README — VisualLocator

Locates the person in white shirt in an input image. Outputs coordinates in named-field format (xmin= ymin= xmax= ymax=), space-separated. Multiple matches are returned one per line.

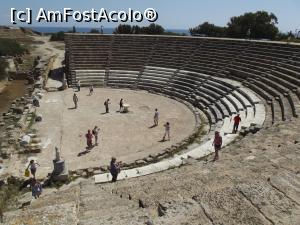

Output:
xmin=89 ymin=84 xmax=94 ymax=96
xmin=77 ymin=80 xmax=81 ymax=92
xmin=27 ymin=160 xmax=40 ymax=178
xmin=92 ymin=126 xmax=100 ymax=146
xmin=162 ymin=122 xmax=170 ymax=141
xmin=154 ymin=108 xmax=159 ymax=126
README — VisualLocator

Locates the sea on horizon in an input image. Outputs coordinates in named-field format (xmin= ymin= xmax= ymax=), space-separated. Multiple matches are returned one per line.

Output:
xmin=26 ymin=26 xmax=190 ymax=35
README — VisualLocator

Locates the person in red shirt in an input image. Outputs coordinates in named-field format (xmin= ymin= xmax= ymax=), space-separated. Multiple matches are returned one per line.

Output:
xmin=212 ymin=131 xmax=222 ymax=161
xmin=232 ymin=114 xmax=241 ymax=134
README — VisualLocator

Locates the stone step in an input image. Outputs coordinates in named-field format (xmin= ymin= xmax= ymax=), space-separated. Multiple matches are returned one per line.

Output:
xmin=78 ymin=208 xmax=148 ymax=225
xmin=78 ymin=181 xmax=148 ymax=223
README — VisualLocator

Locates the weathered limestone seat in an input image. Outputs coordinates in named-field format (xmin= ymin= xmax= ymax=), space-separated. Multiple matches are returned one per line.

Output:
xmin=74 ymin=70 xmax=105 ymax=87
xmin=107 ymin=70 xmax=139 ymax=87
xmin=65 ymin=34 xmax=300 ymax=127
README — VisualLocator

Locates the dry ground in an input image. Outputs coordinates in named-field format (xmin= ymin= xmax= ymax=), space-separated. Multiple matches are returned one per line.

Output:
xmin=0 ymin=81 xmax=7 ymax=93
xmin=8 ymin=88 xmax=196 ymax=178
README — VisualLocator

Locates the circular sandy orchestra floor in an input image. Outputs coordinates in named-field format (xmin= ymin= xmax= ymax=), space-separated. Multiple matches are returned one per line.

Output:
xmin=23 ymin=88 xmax=196 ymax=178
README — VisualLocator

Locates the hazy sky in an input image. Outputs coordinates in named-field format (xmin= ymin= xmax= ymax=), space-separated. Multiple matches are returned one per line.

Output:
xmin=1 ymin=0 xmax=299 ymax=32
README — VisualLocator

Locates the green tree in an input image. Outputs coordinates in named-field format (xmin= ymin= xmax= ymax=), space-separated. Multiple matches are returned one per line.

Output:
xmin=131 ymin=25 xmax=141 ymax=34
xmin=227 ymin=11 xmax=279 ymax=39
xmin=276 ymin=32 xmax=290 ymax=40
xmin=113 ymin=23 xmax=178 ymax=36
xmin=142 ymin=24 xmax=165 ymax=35
xmin=90 ymin=29 xmax=100 ymax=34
xmin=189 ymin=22 xmax=227 ymax=37
xmin=113 ymin=24 xmax=132 ymax=34
xmin=50 ymin=31 xmax=65 ymax=41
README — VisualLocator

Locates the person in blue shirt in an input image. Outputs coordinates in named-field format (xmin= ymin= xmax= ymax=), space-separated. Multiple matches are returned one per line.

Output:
xmin=31 ymin=178 xmax=42 ymax=199
xmin=110 ymin=157 xmax=121 ymax=182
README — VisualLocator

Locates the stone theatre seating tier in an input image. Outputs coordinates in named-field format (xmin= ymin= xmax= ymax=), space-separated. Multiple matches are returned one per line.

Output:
xmin=74 ymin=70 xmax=105 ymax=87
xmin=65 ymin=34 xmax=300 ymax=128
xmin=64 ymin=34 xmax=300 ymax=182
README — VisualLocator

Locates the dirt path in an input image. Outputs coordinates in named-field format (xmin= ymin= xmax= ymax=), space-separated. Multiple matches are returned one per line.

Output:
xmin=30 ymin=35 xmax=65 ymax=88
xmin=0 ymin=35 xmax=65 ymax=113
xmin=0 ymin=80 xmax=8 ymax=93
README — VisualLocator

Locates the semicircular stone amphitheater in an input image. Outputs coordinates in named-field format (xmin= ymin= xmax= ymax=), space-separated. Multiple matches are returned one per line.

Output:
xmin=64 ymin=34 xmax=300 ymax=183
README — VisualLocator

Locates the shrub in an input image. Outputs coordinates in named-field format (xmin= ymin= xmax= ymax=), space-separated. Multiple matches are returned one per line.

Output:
xmin=0 ymin=39 xmax=26 ymax=56
xmin=90 ymin=29 xmax=100 ymax=34
xmin=50 ymin=31 xmax=65 ymax=42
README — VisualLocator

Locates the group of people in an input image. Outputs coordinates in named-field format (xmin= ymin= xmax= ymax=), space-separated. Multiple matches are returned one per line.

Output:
xmin=212 ymin=114 xmax=242 ymax=161
xmin=25 ymin=160 xmax=43 ymax=199
xmin=104 ymin=98 xmax=125 ymax=113
xmin=75 ymin=80 xmax=93 ymax=96
xmin=73 ymin=84 xmax=243 ymax=182
xmin=108 ymin=108 xmax=171 ymax=182
xmin=85 ymin=126 xmax=100 ymax=149
xmin=24 ymin=115 xmax=241 ymax=187
xmin=74 ymin=80 xmax=123 ymax=113
xmin=72 ymin=92 xmax=125 ymax=115
xmin=153 ymin=108 xmax=171 ymax=141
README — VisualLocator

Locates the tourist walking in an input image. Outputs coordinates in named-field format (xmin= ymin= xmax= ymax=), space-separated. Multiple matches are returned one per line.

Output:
xmin=77 ymin=80 xmax=81 ymax=92
xmin=27 ymin=160 xmax=40 ymax=178
xmin=85 ymin=130 xmax=93 ymax=149
xmin=73 ymin=93 xmax=78 ymax=109
xmin=212 ymin=131 xmax=222 ymax=161
xmin=30 ymin=178 xmax=42 ymax=199
xmin=110 ymin=157 xmax=121 ymax=182
xmin=232 ymin=114 xmax=241 ymax=133
xmin=89 ymin=84 xmax=94 ymax=96
xmin=92 ymin=126 xmax=100 ymax=146
xmin=162 ymin=122 xmax=170 ymax=141
xmin=104 ymin=99 xmax=110 ymax=113
xmin=154 ymin=108 xmax=159 ymax=126
xmin=119 ymin=98 xmax=124 ymax=112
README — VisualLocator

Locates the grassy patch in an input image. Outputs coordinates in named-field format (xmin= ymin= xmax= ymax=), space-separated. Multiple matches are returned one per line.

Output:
xmin=27 ymin=111 xmax=36 ymax=129
xmin=0 ymin=181 xmax=26 ymax=213
xmin=0 ymin=38 xmax=26 ymax=56
xmin=0 ymin=29 xmax=34 ymax=45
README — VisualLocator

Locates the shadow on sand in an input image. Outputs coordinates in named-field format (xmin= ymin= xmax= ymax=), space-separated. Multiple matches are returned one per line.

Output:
xmin=77 ymin=149 xmax=90 ymax=157
xmin=77 ymin=146 xmax=95 ymax=157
